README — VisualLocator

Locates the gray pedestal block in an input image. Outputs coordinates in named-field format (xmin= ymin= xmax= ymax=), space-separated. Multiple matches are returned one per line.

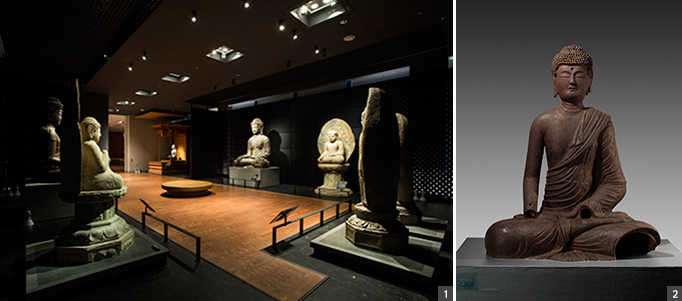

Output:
xmin=456 ymin=237 xmax=682 ymax=301
xmin=26 ymin=227 xmax=168 ymax=300
xmin=229 ymin=166 xmax=280 ymax=188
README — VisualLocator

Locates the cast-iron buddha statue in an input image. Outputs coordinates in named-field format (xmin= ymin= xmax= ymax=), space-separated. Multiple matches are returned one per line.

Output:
xmin=485 ymin=45 xmax=660 ymax=261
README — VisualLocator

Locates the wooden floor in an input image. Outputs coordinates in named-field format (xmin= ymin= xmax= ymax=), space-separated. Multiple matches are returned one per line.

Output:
xmin=117 ymin=172 xmax=346 ymax=301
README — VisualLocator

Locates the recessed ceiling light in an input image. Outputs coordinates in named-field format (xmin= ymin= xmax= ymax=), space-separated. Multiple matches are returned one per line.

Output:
xmin=116 ymin=100 xmax=136 ymax=106
xmin=108 ymin=108 xmax=120 ymax=113
xmin=116 ymin=120 xmax=124 ymax=124
xmin=135 ymin=90 xmax=157 ymax=97
xmin=206 ymin=45 xmax=246 ymax=63
xmin=162 ymin=72 xmax=190 ymax=83
xmin=278 ymin=20 xmax=285 ymax=31
xmin=191 ymin=11 xmax=197 ymax=23
xmin=343 ymin=34 xmax=356 ymax=42
xmin=292 ymin=30 xmax=298 ymax=40
xmin=243 ymin=0 xmax=250 ymax=9
xmin=128 ymin=63 xmax=133 ymax=71
xmin=142 ymin=52 xmax=147 ymax=60
xmin=339 ymin=19 xmax=348 ymax=25
xmin=290 ymin=0 xmax=347 ymax=28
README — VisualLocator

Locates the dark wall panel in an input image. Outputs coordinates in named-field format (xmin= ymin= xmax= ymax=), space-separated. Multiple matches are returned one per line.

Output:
xmin=190 ymin=108 xmax=222 ymax=178
xmin=200 ymin=62 xmax=453 ymax=199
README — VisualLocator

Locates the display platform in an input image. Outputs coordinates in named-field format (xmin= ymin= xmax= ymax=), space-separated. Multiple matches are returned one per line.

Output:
xmin=229 ymin=166 xmax=279 ymax=188
xmin=26 ymin=227 xmax=169 ymax=300
xmin=148 ymin=160 xmax=187 ymax=175
xmin=456 ymin=237 xmax=682 ymax=301
xmin=311 ymin=217 xmax=447 ymax=284
xmin=161 ymin=180 xmax=213 ymax=197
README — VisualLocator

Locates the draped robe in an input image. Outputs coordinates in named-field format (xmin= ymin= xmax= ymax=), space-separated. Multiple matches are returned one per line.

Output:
xmin=485 ymin=108 xmax=659 ymax=261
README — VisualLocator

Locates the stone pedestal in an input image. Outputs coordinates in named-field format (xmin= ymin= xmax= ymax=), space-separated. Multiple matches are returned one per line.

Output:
xmin=315 ymin=163 xmax=353 ymax=197
xmin=229 ymin=166 xmax=280 ymax=188
xmin=55 ymin=186 xmax=134 ymax=264
xmin=345 ymin=203 xmax=408 ymax=254
xmin=457 ymin=237 xmax=682 ymax=301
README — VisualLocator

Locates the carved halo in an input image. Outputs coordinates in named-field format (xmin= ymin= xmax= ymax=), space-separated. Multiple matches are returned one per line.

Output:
xmin=317 ymin=118 xmax=355 ymax=162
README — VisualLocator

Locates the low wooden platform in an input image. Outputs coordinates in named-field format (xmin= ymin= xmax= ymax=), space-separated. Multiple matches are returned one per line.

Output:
xmin=161 ymin=180 xmax=213 ymax=197
xmin=148 ymin=160 xmax=187 ymax=175
xmin=117 ymin=172 xmax=343 ymax=301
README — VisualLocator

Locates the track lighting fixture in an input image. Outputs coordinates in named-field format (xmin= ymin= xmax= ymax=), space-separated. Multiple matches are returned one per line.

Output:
xmin=279 ymin=20 xmax=285 ymax=31
xmin=292 ymin=30 xmax=298 ymax=40
xmin=243 ymin=0 xmax=250 ymax=9
xmin=191 ymin=11 xmax=197 ymax=23
xmin=314 ymin=45 xmax=320 ymax=54
xmin=142 ymin=52 xmax=147 ymax=61
xmin=128 ymin=63 xmax=133 ymax=71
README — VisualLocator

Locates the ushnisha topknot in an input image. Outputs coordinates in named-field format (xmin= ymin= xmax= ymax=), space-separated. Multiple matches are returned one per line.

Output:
xmin=552 ymin=45 xmax=593 ymax=76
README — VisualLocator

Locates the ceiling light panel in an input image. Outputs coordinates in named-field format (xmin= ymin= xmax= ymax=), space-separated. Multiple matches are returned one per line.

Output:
xmin=206 ymin=45 xmax=245 ymax=63
xmin=116 ymin=100 xmax=136 ymax=106
xmin=135 ymin=90 xmax=157 ymax=96
xmin=289 ymin=0 xmax=347 ymax=28
xmin=162 ymin=72 xmax=190 ymax=83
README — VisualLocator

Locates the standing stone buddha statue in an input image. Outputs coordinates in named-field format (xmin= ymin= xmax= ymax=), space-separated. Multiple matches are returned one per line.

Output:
xmin=484 ymin=45 xmax=660 ymax=261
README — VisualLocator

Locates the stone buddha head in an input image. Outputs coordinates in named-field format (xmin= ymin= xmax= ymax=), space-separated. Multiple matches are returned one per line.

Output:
xmin=81 ymin=117 xmax=102 ymax=143
xmin=45 ymin=97 xmax=63 ymax=127
xmin=251 ymin=118 xmax=264 ymax=135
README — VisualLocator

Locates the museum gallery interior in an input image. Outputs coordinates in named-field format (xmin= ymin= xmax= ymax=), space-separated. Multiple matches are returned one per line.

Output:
xmin=0 ymin=1 xmax=453 ymax=300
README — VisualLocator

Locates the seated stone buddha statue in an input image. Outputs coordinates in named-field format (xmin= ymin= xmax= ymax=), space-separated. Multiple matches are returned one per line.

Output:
xmin=485 ymin=45 xmax=660 ymax=261
xmin=234 ymin=118 xmax=271 ymax=168
xmin=80 ymin=116 xmax=124 ymax=191
xmin=318 ymin=130 xmax=346 ymax=164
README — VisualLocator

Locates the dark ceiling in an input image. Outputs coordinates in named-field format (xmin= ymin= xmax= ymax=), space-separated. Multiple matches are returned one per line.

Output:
xmin=0 ymin=0 xmax=452 ymax=116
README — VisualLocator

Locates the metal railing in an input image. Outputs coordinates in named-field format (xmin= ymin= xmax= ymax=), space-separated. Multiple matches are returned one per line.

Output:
xmin=142 ymin=211 xmax=201 ymax=262
xmin=271 ymin=198 xmax=354 ymax=252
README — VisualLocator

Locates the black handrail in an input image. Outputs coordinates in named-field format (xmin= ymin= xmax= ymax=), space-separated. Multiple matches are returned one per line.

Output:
xmin=271 ymin=198 xmax=354 ymax=252
xmin=142 ymin=211 xmax=201 ymax=262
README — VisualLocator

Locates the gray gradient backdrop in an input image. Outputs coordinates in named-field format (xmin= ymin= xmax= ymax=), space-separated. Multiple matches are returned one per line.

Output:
xmin=456 ymin=2 xmax=682 ymax=251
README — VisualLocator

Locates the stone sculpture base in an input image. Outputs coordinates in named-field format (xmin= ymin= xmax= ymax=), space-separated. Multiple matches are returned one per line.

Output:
xmin=313 ymin=220 xmax=446 ymax=285
xmin=456 ymin=237 xmax=682 ymax=301
xmin=397 ymin=203 xmax=423 ymax=225
xmin=345 ymin=203 xmax=409 ymax=254
xmin=55 ymin=186 xmax=134 ymax=265
xmin=55 ymin=224 xmax=134 ymax=264
xmin=229 ymin=166 xmax=280 ymax=188
xmin=315 ymin=163 xmax=353 ymax=197
xmin=27 ymin=227 xmax=168 ymax=299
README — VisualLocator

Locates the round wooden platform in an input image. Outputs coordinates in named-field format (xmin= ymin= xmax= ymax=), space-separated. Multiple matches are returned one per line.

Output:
xmin=161 ymin=180 xmax=213 ymax=197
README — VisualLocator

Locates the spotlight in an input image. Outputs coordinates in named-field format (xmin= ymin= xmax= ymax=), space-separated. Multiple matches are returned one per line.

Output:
xmin=314 ymin=45 xmax=320 ymax=54
xmin=292 ymin=30 xmax=298 ymax=40
xmin=128 ymin=64 xmax=133 ymax=71
xmin=243 ymin=0 xmax=250 ymax=9
xmin=278 ymin=20 xmax=285 ymax=31
xmin=191 ymin=11 xmax=197 ymax=23
xmin=142 ymin=52 xmax=147 ymax=61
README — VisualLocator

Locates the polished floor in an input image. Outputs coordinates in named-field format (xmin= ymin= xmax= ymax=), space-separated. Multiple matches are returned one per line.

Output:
xmin=117 ymin=172 xmax=348 ymax=301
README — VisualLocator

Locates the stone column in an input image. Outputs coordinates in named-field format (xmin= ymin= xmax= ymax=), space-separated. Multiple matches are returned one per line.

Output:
xmin=395 ymin=113 xmax=422 ymax=225
xmin=345 ymin=88 xmax=408 ymax=253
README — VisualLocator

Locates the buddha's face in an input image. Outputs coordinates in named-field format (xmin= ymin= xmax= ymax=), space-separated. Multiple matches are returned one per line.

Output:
xmin=92 ymin=126 xmax=102 ymax=143
xmin=251 ymin=124 xmax=262 ymax=135
xmin=552 ymin=64 xmax=592 ymax=102
xmin=51 ymin=109 xmax=62 ymax=126
xmin=328 ymin=130 xmax=338 ymax=142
